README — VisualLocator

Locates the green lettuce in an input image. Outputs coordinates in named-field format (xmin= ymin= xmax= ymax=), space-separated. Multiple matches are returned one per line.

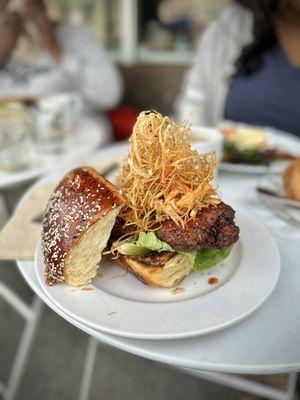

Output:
xmin=116 ymin=243 xmax=149 ymax=256
xmin=116 ymin=232 xmax=232 ymax=271
xmin=180 ymin=251 xmax=197 ymax=266
xmin=137 ymin=232 xmax=174 ymax=252
xmin=116 ymin=232 xmax=174 ymax=256
xmin=192 ymin=246 xmax=232 ymax=271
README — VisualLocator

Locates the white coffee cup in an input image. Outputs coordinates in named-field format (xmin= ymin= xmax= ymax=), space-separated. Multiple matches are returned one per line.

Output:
xmin=190 ymin=126 xmax=224 ymax=163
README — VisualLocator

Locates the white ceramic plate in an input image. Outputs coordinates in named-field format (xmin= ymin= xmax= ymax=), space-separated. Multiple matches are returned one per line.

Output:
xmin=220 ymin=128 xmax=300 ymax=175
xmin=0 ymin=116 xmax=107 ymax=189
xmin=35 ymin=209 xmax=280 ymax=340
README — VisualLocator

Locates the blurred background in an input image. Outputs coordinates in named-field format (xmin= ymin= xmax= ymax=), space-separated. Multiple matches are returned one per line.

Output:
xmin=43 ymin=0 xmax=226 ymax=115
xmin=1 ymin=0 xmax=300 ymax=399
xmin=0 ymin=0 xmax=233 ymax=175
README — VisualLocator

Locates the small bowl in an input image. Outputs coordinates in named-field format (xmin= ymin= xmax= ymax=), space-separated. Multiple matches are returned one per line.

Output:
xmin=190 ymin=126 xmax=224 ymax=163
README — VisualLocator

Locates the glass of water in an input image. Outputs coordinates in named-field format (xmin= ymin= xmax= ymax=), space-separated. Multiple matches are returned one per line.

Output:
xmin=33 ymin=94 xmax=82 ymax=167
xmin=0 ymin=104 xmax=37 ymax=173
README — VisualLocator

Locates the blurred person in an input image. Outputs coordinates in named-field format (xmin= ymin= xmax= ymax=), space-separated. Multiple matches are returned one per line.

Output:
xmin=0 ymin=0 xmax=122 ymax=110
xmin=175 ymin=0 xmax=300 ymax=137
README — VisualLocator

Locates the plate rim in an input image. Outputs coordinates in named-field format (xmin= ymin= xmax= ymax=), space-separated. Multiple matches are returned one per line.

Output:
xmin=219 ymin=161 xmax=275 ymax=174
xmin=34 ymin=208 xmax=281 ymax=340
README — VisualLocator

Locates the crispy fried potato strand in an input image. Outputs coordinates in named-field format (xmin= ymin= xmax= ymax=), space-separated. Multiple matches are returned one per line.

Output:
xmin=117 ymin=111 xmax=219 ymax=231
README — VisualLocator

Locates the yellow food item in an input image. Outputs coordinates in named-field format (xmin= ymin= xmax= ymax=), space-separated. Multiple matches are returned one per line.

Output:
xmin=283 ymin=159 xmax=300 ymax=201
xmin=228 ymin=128 xmax=268 ymax=151
xmin=117 ymin=111 xmax=219 ymax=231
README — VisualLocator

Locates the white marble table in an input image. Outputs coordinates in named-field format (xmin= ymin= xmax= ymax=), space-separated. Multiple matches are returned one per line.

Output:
xmin=16 ymin=144 xmax=300 ymax=375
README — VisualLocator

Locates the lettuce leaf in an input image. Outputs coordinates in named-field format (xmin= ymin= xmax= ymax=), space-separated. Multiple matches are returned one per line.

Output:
xmin=192 ymin=246 xmax=232 ymax=271
xmin=180 ymin=250 xmax=197 ymax=266
xmin=116 ymin=243 xmax=149 ymax=256
xmin=116 ymin=232 xmax=174 ymax=256
xmin=116 ymin=232 xmax=232 ymax=271
xmin=137 ymin=232 xmax=174 ymax=252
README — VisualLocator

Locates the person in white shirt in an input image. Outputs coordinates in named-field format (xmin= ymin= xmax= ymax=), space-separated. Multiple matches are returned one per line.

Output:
xmin=174 ymin=2 xmax=252 ymax=127
xmin=175 ymin=0 xmax=300 ymax=138
xmin=0 ymin=0 xmax=123 ymax=110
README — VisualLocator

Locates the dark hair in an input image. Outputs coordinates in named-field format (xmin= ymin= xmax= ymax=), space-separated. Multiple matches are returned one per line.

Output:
xmin=234 ymin=0 xmax=281 ymax=75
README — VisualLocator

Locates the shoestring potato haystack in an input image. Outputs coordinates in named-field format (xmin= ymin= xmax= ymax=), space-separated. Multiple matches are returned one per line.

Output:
xmin=118 ymin=111 xmax=220 ymax=233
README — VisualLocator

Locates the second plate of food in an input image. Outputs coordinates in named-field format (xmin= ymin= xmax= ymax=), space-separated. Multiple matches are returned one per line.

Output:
xmin=35 ymin=208 xmax=280 ymax=340
xmin=220 ymin=125 xmax=300 ymax=174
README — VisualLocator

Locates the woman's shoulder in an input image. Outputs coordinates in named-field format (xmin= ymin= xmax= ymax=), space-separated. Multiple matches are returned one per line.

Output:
xmin=207 ymin=2 xmax=253 ymax=42
xmin=191 ymin=3 xmax=253 ymax=77
xmin=220 ymin=2 xmax=250 ymax=18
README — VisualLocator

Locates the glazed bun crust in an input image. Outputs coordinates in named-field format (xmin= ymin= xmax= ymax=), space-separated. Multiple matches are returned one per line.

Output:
xmin=42 ymin=167 xmax=124 ymax=286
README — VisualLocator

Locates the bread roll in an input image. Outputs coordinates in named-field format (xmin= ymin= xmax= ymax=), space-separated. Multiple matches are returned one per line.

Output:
xmin=42 ymin=167 xmax=125 ymax=287
xmin=116 ymin=252 xmax=192 ymax=288
xmin=284 ymin=159 xmax=300 ymax=201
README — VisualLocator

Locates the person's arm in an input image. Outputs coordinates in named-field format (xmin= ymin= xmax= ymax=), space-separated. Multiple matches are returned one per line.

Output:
xmin=0 ymin=12 xmax=23 ymax=66
xmin=174 ymin=21 xmax=220 ymax=126
xmin=175 ymin=3 xmax=253 ymax=126
xmin=22 ymin=0 xmax=122 ymax=109
xmin=22 ymin=0 xmax=63 ymax=62
xmin=58 ymin=26 xmax=123 ymax=110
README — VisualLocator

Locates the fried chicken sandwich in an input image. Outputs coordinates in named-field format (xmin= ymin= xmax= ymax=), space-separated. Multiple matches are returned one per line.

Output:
xmin=110 ymin=111 xmax=239 ymax=288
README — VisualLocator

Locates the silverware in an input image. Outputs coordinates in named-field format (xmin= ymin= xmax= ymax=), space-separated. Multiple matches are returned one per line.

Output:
xmin=257 ymin=187 xmax=300 ymax=210
xmin=32 ymin=162 xmax=119 ymax=224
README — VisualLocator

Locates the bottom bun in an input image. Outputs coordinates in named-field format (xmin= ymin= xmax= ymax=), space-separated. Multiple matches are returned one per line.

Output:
xmin=116 ymin=252 xmax=192 ymax=288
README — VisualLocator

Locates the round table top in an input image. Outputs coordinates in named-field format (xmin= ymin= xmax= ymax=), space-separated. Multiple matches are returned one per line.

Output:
xmin=16 ymin=143 xmax=300 ymax=374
